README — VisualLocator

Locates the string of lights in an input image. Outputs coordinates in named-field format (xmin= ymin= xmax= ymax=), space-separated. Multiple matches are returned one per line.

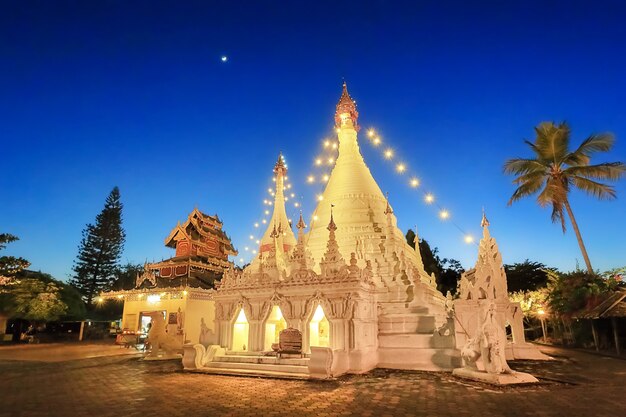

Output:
xmin=362 ymin=127 xmax=478 ymax=245
xmin=306 ymin=137 xmax=338 ymax=231
xmin=302 ymin=130 xmax=476 ymax=246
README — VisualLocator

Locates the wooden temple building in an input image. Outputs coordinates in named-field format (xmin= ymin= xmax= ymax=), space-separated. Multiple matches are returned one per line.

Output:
xmin=146 ymin=208 xmax=237 ymax=289
xmin=101 ymin=208 xmax=236 ymax=345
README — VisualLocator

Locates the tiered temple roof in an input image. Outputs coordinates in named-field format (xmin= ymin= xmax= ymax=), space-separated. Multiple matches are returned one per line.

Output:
xmin=137 ymin=208 xmax=237 ymax=289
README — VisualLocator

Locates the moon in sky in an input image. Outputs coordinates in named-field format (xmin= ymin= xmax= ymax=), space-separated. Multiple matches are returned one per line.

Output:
xmin=221 ymin=56 xmax=228 ymax=62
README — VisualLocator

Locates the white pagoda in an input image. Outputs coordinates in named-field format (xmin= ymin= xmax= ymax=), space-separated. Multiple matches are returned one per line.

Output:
xmin=182 ymin=83 xmax=465 ymax=378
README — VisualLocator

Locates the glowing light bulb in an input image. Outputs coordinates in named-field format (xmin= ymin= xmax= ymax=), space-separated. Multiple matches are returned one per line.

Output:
xmin=244 ymin=247 xmax=249 ymax=251
xmin=439 ymin=209 xmax=450 ymax=220
xmin=254 ymin=223 xmax=259 ymax=228
xmin=324 ymin=140 xmax=330 ymax=148
xmin=331 ymin=142 xmax=338 ymax=149
xmin=384 ymin=149 xmax=393 ymax=159
xmin=267 ymin=188 xmax=272 ymax=193
xmin=252 ymin=249 xmax=257 ymax=254
xmin=317 ymin=195 xmax=324 ymax=201
xmin=373 ymin=137 xmax=381 ymax=146
xmin=410 ymin=178 xmax=420 ymax=188
xmin=425 ymin=194 xmax=435 ymax=204
xmin=464 ymin=235 xmax=474 ymax=244
xmin=396 ymin=163 xmax=406 ymax=173
xmin=284 ymin=197 xmax=289 ymax=201
xmin=322 ymin=174 xmax=329 ymax=182
xmin=255 ymin=240 xmax=260 ymax=244
xmin=290 ymin=193 xmax=295 ymax=198
xmin=264 ymin=210 xmax=270 ymax=215
xmin=313 ymin=215 xmax=319 ymax=221
xmin=315 ymin=158 xmax=322 ymax=166
xmin=328 ymin=157 xmax=335 ymax=164
xmin=307 ymin=175 xmax=315 ymax=183
xmin=262 ymin=219 xmax=267 ymax=224
xmin=294 ymin=202 xmax=300 ymax=207
xmin=268 ymin=201 xmax=272 ymax=206
xmin=367 ymin=129 xmax=375 ymax=138
xmin=249 ymin=235 xmax=254 ymax=240
xmin=287 ymin=184 xmax=292 ymax=189
xmin=239 ymin=258 xmax=244 ymax=263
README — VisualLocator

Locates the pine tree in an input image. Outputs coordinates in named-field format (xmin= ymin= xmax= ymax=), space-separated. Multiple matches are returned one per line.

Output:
xmin=70 ymin=187 xmax=125 ymax=307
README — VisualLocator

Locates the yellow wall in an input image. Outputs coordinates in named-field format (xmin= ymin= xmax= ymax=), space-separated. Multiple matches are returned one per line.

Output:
xmin=121 ymin=293 xmax=215 ymax=345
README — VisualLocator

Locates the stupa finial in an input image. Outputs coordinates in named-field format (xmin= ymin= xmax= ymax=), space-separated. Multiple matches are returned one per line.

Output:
xmin=335 ymin=81 xmax=359 ymax=131
xmin=296 ymin=210 xmax=306 ymax=230
xmin=327 ymin=204 xmax=337 ymax=232
xmin=481 ymin=208 xmax=490 ymax=228
xmin=274 ymin=152 xmax=287 ymax=175
xmin=384 ymin=192 xmax=393 ymax=215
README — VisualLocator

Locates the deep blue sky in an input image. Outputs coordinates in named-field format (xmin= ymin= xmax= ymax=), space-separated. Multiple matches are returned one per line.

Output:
xmin=1 ymin=1 xmax=625 ymax=281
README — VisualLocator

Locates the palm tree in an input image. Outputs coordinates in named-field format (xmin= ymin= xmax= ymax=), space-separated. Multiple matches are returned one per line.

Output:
xmin=504 ymin=122 xmax=625 ymax=274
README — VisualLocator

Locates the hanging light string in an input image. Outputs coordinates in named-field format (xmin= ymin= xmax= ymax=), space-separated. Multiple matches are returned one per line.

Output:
xmin=305 ymin=136 xmax=338 ymax=231
xmin=363 ymin=127 xmax=477 ymax=245
xmin=303 ymin=129 xmax=476 ymax=246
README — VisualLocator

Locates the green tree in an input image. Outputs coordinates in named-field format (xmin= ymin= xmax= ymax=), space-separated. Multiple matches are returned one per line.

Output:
xmin=504 ymin=260 xmax=555 ymax=292
xmin=504 ymin=122 xmax=625 ymax=274
xmin=0 ymin=233 xmax=30 ymax=279
xmin=110 ymin=263 xmax=143 ymax=291
xmin=9 ymin=279 xmax=67 ymax=323
xmin=70 ymin=187 xmax=126 ymax=308
xmin=405 ymin=230 xmax=464 ymax=295
xmin=545 ymin=269 xmax=622 ymax=318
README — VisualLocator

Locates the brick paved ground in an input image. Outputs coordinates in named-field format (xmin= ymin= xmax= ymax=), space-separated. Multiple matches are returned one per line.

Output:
xmin=0 ymin=345 xmax=624 ymax=417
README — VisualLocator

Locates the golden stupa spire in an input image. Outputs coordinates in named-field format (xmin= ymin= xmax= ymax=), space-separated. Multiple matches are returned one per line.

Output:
xmin=335 ymin=81 xmax=359 ymax=131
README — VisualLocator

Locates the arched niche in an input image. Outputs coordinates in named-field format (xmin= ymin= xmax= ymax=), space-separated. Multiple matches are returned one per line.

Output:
xmin=308 ymin=304 xmax=330 ymax=349
xmin=264 ymin=305 xmax=287 ymax=351
xmin=231 ymin=308 xmax=249 ymax=352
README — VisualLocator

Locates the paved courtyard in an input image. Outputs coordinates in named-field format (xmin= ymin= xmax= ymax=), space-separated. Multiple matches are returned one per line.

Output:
xmin=0 ymin=344 xmax=624 ymax=417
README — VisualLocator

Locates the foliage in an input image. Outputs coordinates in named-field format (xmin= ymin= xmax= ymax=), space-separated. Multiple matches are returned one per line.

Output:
xmin=1 ymin=270 xmax=87 ymax=320
xmin=438 ymin=259 xmax=464 ymax=296
xmin=70 ymin=187 xmax=126 ymax=307
xmin=8 ymin=278 xmax=67 ymax=322
xmin=545 ymin=269 xmax=623 ymax=318
xmin=110 ymin=263 xmax=144 ymax=291
xmin=504 ymin=260 xmax=555 ymax=292
xmin=504 ymin=121 xmax=625 ymax=273
xmin=0 ymin=233 xmax=30 ymax=279
xmin=405 ymin=230 xmax=464 ymax=295
xmin=509 ymin=289 xmax=548 ymax=319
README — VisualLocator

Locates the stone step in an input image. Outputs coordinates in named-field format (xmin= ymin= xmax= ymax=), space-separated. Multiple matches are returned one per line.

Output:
xmin=190 ymin=367 xmax=310 ymax=380
xmin=224 ymin=350 xmax=311 ymax=358
xmin=378 ymin=333 xmax=455 ymax=349
xmin=206 ymin=360 xmax=309 ymax=375
xmin=377 ymin=347 xmax=461 ymax=371
xmin=214 ymin=355 xmax=309 ymax=366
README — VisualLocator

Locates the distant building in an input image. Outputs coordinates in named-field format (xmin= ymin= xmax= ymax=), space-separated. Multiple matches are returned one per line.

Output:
xmin=100 ymin=208 xmax=236 ymax=345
